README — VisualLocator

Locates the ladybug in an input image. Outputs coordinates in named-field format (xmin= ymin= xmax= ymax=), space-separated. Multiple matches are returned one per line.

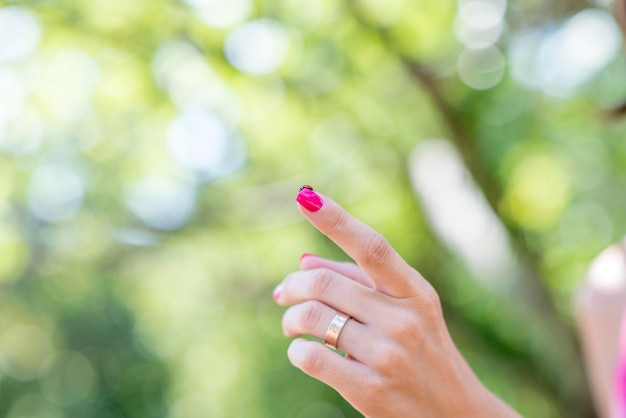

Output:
xmin=299 ymin=185 xmax=314 ymax=192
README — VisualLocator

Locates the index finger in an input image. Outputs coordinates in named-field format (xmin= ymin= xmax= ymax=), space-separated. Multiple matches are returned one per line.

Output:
xmin=296 ymin=186 xmax=423 ymax=298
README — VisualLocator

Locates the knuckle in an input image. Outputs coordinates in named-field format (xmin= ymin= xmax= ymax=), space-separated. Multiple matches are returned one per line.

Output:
xmin=387 ymin=311 xmax=421 ymax=341
xmin=281 ymin=272 xmax=297 ymax=291
xmin=310 ymin=269 xmax=335 ymax=298
xmin=299 ymin=301 xmax=324 ymax=331
xmin=299 ymin=346 xmax=324 ymax=376
xmin=362 ymin=371 xmax=387 ymax=397
xmin=328 ymin=209 xmax=349 ymax=233
xmin=372 ymin=343 xmax=401 ymax=371
xmin=361 ymin=233 xmax=392 ymax=266
xmin=281 ymin=306 xmax=299 ymax=337
xmin=419 ymin=285 xmax=442 ymax=316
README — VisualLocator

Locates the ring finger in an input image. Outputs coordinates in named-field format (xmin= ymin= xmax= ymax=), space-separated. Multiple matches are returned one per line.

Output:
xmin=282 ymin=300 xmax=375 ymax=362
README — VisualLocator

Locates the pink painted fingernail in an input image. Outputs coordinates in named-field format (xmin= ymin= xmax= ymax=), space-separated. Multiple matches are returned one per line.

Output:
xmin=300 ymin=253 xmax=317 ymax=262
xmin=273 ymin=285 xmax=282 ymax=301
xmin=296 ymin=186 xmax=323 ymax=212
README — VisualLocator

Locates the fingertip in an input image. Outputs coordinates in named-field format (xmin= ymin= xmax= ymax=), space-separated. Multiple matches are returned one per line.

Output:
xmin=287 ymin=338 xmax=308 ymax=367
xmin=287 ymin=338 xmax=360 ymax=391
xmin=287 ymin=338 xmax=323 ymax=372
xmin=273 ymin=284 xmax=283 ymax=303
xmin=300 ymin=253 xmax=321 ymax=269
xmin=296 ymin=187 xmax=324 ymax=213
xmin=300 ymin=253 xmax=318 ymax=262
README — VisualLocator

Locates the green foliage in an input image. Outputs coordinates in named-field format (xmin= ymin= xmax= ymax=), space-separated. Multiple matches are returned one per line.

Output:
xmin=0 ymin=0 xmax=623 ymax=416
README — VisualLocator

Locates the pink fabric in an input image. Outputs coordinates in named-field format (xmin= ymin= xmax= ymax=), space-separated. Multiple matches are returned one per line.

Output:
xmin=613 ymin=308 xmax=626 ymax=418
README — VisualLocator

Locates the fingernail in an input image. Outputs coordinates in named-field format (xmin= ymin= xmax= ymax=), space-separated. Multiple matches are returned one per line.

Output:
xmin=296 ymin=187 xmax=323 ymax=212
xmin=273 ymin=285 xmax=282 ymax=301
xmin=300 ymin=253 xmax=317 ymax=262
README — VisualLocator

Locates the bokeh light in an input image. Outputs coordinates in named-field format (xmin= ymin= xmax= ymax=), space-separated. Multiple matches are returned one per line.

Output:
xmin=509 ymin=8 xmax=622 ymax=97
xmin=0 ymin=325 xmax=54 ymax=381
xmin=183 ymin=0 xmax=252 ymax=29
xmin=0 ymin=105 xmax=44 ymax=154
xmin=40 ymin=351 xmax=96 ymax=406
xmin=503 ymin=153 xmax=571 ymax=231
xmin=167 ymin=109 xmax=247 ymax=180
xmin=152 ymin=41 xmax=241 ymax=124
xmin=0 ymin=67 xmax=27 ymax=123
xmin=27 ymin=161 xmax=86 ymax=223
xmin=457 ymin=45 xmax=505 ymax=90
xmin=35 ymin=50 xmax=100 ymax=122
xmin=274 ymin=0 xmax=326 ymax=32
xmin=0 ymin=7 xmax=40 ymax=63
xmin=455 ymin=0 xmax=506 ymax=48
xmin=224 ymin=19 xmax=290 ymax=75
xmin=124 ymin=175 xmax=196 ymax=231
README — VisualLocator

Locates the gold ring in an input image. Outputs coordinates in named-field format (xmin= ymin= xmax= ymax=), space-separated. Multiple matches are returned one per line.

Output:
xmin=324 ymin=312 xmax=350 ymax=350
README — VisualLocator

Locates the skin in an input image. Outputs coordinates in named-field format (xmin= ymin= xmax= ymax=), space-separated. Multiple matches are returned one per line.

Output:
xmin=575 ymin=245 xmax=626 ymax=417
xmin=616 ymin=0 xmax=626 ymax=35
xmin=274 ymin=192 xmax=521 ymax=417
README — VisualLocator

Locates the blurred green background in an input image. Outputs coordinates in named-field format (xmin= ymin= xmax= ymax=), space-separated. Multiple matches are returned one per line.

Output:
xmin=0 ymin=0 xmax=625 ymax=416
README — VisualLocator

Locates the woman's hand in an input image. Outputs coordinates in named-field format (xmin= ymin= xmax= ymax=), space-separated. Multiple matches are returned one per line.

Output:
xmin=273 ymin=187 xmax=521 ymax=418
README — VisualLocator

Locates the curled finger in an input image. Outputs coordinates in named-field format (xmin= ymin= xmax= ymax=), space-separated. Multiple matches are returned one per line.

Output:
xmin=300 ymin=254 xmax=373 ymax=288
xmin=282 ymin=300 xmax=374 ymax=361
